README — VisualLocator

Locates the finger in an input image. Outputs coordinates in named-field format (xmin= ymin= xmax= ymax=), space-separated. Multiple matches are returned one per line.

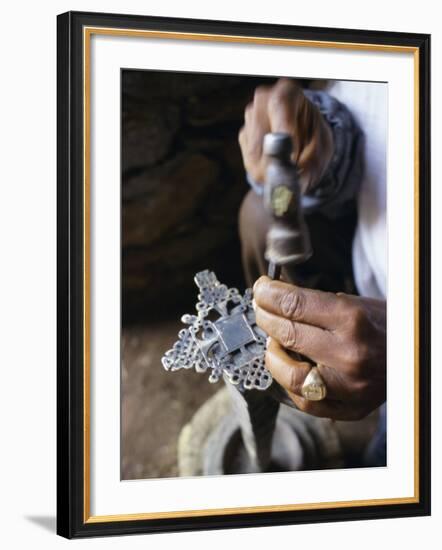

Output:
xmin=268 ymin=339 xmax=369 ymax=419
xmin=266 ymin=338 xmax=344 ymax=401
xmin=266 ymin=338 xmax=312 ymax=395
xmin=249 ymin=90 xmax=271 ymax=156
xmin=256 ymin=307 xmax=338 ymax=366
xmin=266 ymin=79 xmax=301 ymax=132
xmin=241 ymin=91 xmax=271 ymax=165
xmin=289 ymin=393 xmax=353 ymax=420
xmin=254 ymin=276 xmax=343 ymax=329
xmin=238 ymin=126 xmax=246 ymax=150
xmin=252 ymin=84 xmax=272 ymax=109
xmin=239 ymin=125 xmax=256 ymax=162
xmin=354 ymin=295 xmax=387 ymax=314
xmin=244 ymin=102 xmax=253 ymax=125
xmin=239 ymin=123 xmax=262 ymax=176
xmin=268 ymin=79 xmax=334 ymax=191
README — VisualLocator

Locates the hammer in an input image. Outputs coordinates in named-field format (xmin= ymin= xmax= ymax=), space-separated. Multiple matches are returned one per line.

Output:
xmin=263 ymin=132 xmax=313 ymax=280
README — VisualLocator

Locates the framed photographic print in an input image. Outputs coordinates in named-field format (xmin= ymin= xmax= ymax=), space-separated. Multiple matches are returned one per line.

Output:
xmin=57 ymin=10 xmax=431 ymax=538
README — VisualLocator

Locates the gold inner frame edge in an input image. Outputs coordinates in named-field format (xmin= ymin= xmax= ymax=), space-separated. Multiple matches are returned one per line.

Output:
xmin=82 ymin=26 xmax=421 ymax=524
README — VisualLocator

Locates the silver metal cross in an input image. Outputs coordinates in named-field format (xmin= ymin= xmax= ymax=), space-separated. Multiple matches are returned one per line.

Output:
xmin=161 ymin=270 xmax=273 ymax=391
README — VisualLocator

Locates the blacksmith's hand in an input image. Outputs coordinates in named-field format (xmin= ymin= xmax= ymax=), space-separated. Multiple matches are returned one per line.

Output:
xmin=238 ymin=78 xmax=333 ymax=193
xmin=254 ymin=276 xmax=386 ymax=421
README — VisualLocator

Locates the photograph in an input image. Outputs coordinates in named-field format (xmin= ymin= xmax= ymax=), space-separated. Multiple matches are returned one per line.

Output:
xmin=56 ymin=11 xmax=430 ymax=537
xmin=2 ymin=0 xmax=441 ymax=548
xmin=121 ymin=70 xmax=387 ymax=480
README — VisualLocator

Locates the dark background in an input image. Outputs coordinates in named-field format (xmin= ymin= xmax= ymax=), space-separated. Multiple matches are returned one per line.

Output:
xmin=121 ymin=70 xmax=282 ymax=324
xmin=121 ymin=70 xmax=278 ymax=479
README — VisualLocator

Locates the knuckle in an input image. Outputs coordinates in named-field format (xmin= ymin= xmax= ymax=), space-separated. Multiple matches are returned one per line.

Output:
xmin=348 ymin=305 xmax=367 ymax=335
xmin=293 ymin=396 xmax=307 ymax=411
xmin=334 ymin=293 xmax=351 ymax=316
xmin=253 ymin=85 xmax=269 ymax=103
xmin=238 ymin=127 xmax=245 ymax=145
xmin=288 ymin=366 xmax=303 ymax=395
xmin=279 ymin=290 xmax=305 ymax=320
xmin=338 ymin=295 xmax=362 ymax=320
xmin=357 ymin=343 xmax=371 ymax=366
xmin=269 ymin=92 xmax=294 ymax=118
xmin=244 ymin=103 xmax=253 ymax=121
xmin=344 ymin=343 xmax=370 ymax=371
xmin=280 ymin=320 xmax=299 ymax=350
xmin=342 ymin=373 xmax=371 ymax=400
xmin=245 ymin=102 xmax=253 ymax=113
xmin=273 ymin=78 xmax=299 ymax=97
xmin=353 ymin=377 xmax=370 ymax=396
xmin=268 ymin=89 xmax=286 ymax=109
xmin=270 ymin=84 xmax=301 ymax=110
xmin=297 ymin=399 xmax=314 ymax=415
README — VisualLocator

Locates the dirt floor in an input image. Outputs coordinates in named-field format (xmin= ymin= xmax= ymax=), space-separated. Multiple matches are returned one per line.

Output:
xmin=121 ymin=321 xmax=380 ymax=480
xmin=121 ymin=320 xmax=219 ymax=480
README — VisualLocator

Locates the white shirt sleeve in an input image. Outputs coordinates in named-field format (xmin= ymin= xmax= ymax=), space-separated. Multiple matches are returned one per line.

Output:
xmin=327 ymin=81 xmax=387 ymax=300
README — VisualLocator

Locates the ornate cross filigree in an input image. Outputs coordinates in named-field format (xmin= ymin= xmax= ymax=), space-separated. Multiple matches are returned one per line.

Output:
xmin=161 ymin=270 xmax=272 ymax=391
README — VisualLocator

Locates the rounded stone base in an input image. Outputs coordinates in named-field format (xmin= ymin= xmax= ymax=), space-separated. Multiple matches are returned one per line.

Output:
xmin=178 ymin=387 xmax=344 ymax=477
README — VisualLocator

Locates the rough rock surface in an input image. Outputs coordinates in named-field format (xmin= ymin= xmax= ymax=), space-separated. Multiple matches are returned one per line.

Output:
xmin=122 ymin=70 xmax=276 ymax=322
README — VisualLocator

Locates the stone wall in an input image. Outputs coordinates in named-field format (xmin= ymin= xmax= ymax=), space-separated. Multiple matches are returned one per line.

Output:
xmin=122 ymin=70 xmax=275 ymax=322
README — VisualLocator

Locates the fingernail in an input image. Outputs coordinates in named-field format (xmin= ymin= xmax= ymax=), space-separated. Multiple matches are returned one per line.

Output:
xmin=252 ymin=298 xmax=257 ymax=311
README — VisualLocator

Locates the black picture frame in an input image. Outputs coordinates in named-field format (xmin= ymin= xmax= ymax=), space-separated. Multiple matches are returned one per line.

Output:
xmin=57 ymin=10 xmax=431 ymax=539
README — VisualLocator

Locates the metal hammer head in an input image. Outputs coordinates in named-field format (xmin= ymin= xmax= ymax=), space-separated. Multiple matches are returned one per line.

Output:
xmin=263 ymin=132 xmax=293 ymax=160
xmin=263 ymin=132 xmax=313 ymax=266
